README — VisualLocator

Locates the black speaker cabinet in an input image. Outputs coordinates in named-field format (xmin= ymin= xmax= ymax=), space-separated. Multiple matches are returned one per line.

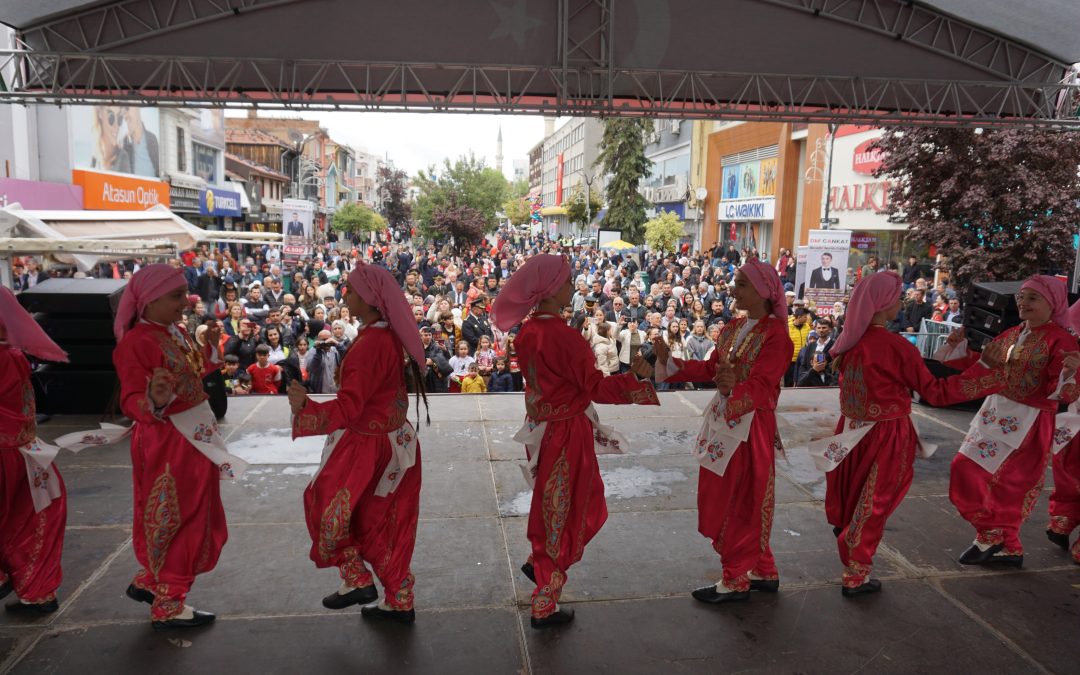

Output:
xmin=965 ymin=280 xmax=1022 ymax=314
xmin=32 ymin=366 xmax=119 ymax=415
xmin=963 ymin=305 xmax=1020 ymax=336
xmin=17 ymin=278 xmax=126 ymax=315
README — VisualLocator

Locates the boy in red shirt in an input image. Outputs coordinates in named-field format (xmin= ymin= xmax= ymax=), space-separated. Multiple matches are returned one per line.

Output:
xmin=246 ymin=344 xmax=282 ymax=394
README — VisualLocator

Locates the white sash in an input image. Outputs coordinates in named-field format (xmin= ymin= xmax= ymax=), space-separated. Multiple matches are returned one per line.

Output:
xmin=14 ymin=423 xmax=133 ymax=512
xmin=809 ymin=417 xmax=937 ymax=474
xmin=309 ymin=422 xmax=419 ymax=497
xmin=513 ymin=404 xmax=629 ymax=488
xmin=691 ymin=390 xmax=756 ymax=477
xmin=958 ymin=394 xmax=1041 ymax=474
xmin=1051 ymin=399 xmax=1080 ymax=455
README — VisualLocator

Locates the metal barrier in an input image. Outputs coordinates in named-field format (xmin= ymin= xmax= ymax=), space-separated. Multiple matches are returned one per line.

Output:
xmin=916 ymin=319 xmax=959 ymax=358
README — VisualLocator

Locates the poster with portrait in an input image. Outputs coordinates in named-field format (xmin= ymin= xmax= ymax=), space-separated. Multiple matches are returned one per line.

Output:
xmin=722 ymin=165 xmax=740 ymax=200
xmin=758 ymin=157 xmax=777 ymax=196
xmin=71 ymin=106 xmax=161 ymax=178
xmin=282 ymin=198 xmax=314 ymax=262
xmin=739 ymin=162 xmax=758 ymax=197
xmin=798 ymin=230 xmax=852 ymax=315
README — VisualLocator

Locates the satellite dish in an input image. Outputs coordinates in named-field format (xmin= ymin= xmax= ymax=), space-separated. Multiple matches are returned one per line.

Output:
xmin=695 ymin=187 xmax=708 ymax=200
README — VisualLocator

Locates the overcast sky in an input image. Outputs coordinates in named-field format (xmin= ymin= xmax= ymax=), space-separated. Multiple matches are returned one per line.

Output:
xmin=227 ymin=110 xmax=555 ymax=181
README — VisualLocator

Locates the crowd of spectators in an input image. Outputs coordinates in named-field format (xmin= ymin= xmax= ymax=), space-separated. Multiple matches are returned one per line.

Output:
xmin=9 ymin=228 xmax=962 ymax=396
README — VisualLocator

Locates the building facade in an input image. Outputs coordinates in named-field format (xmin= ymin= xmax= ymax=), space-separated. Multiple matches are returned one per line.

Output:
xmin=538 ymin=117 xmax=605 ymax=238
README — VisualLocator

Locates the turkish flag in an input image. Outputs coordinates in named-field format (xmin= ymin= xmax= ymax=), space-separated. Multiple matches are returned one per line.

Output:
xmin=729 ymin=223 xmax=737 ymax=241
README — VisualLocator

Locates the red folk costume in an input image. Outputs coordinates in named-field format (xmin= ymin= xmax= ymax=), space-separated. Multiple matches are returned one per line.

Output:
xmin=812 ymin=273 xmax=1004 ymax=592
xmin=940 ymin=276 xmax=1080 ymax=562
xmin=492 ymin=255 xmax=659 ymax=623
xmin=294 ymin=263 xmax=425 ymax=616
xmin=655 ymin=259 xmax=791 ymax=598
xmin=0 ymin=287 xmax=72 ymax=610
xmin=113 ymin=265 xmax=245 ymax=623
xmin=1046 ymin=300 xmax=1080 ymax=562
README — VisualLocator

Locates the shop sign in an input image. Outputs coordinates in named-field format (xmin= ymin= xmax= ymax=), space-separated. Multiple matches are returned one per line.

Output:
xmin=852 ymin=138 xmax=885 ymax=176
xmin=169 ymin=185 xmax=201 ymax=213
xmin=829 ymin=180 xmax=891 ymax=213
xmin=655 ymin=202 xmax=686 ymax=220
xmin=851 ymin=233 xmax=878 ymax=249
xmin=718 ymin=197 xmax=775 ymax=221
xmin=72 ymin=169 xmax=170 ymax=210
xmin=200 ymin=188 xmax=242 ymax=217
xmin=0 ymin=177 xmax=83 ymax=210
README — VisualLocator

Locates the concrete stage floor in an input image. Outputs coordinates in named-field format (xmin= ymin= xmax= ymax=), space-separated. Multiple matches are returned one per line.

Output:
xmin=2 ymin=390 xmax=1078 ymax=674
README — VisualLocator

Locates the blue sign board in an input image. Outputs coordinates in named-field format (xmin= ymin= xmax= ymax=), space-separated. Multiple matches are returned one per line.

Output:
xmin=199 ymin=188 xmax=242 ymax=217
xmin=655 ymin=202 xmax=686 ymax=220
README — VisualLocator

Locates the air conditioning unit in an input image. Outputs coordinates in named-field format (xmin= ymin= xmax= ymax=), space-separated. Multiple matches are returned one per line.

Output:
xmin=671 ymin=120 xmax=681 ymax=135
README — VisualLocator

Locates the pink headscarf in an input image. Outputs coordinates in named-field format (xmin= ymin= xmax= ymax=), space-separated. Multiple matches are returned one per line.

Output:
xmin=830 ymin=271 xmax=902 ymax=357
xmin=490 ymin=254 xmax=570 ymax=331
xmin=1068 ymin=299 xmax=1080 ymax=335
xmin=348 ymin=262 xmax=425 ymax=370
xmin=113 ymin=264 xmax=188 ymax=341
xmin=739 ymin=258 xmax=787 ymax=322
xmin=1020 ymin=275 xmax=1068 ymax=327
xmin=0 ymin=286 xmax=69 ymax=362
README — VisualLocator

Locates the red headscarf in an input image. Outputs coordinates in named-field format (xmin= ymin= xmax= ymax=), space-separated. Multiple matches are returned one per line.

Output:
xmin=348 ymin=262 xmax=426 ymax=371
xmin=113 ymin=264 xmax=188 ymax=341
xmin=490 ymin=254 xmax=570 ymax=331
xmin=0 ymin=286 xmax=69 ymax=362
xmin=1020 ymin=275 xmax=1068 ymax=327
xmin=739 ymin=258 xmax=787 ymax=322
xmin=830 ymin=271 xmax=902 ymax=357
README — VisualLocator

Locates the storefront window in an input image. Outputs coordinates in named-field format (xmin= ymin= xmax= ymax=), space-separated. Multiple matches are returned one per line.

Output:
xmin=848 ymin=230 xmax=931 ymax=275
xmin=193 ymin=143 xmax=218 ymax=183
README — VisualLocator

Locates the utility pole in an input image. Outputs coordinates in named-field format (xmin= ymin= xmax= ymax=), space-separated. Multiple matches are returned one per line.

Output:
xmin=822 ymin=122 xmax=837 ymax=229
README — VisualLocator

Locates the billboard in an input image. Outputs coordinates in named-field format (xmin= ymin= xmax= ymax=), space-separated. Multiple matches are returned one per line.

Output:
xmin=282 ymin=198 xmax=314 ymax=260
xmin=719 ymin=157 xmax=778 ymax=221
xmin=71 ymin=106 xmax=161 ymax=178
xmin=795 ymin=230 xmax=852 ymax=315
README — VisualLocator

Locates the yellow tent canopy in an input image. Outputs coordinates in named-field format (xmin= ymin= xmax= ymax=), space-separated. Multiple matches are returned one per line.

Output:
xmin=600 ymin=239 xmax=636 ymax=250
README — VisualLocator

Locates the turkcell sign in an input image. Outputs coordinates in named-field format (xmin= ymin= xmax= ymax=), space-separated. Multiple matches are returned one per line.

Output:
xmin=719 ymin=197 xmax=775 ymax=221
xmin=199 ymin=188 xmax=242 ymax=217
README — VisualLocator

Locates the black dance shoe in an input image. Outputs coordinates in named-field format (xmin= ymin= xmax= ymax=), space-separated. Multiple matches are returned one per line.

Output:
xmin=749 ymin=578 xmax=780 ymax=593
xmin=691 ymin=585 xmax=750 ymax=604
xmin=0 ymin=581 xmax=11 ymax=601
xmin=360 ymin=605 xmax=415 ymax=624
xmin=833 ymin=526 xmax=843 ymax=538
xmin=126 ymin=584 xmax=154 ymax=605
xmin=322 ymin=585 xmax=378 ymax=610
xmin=530 ymin=607 xmax=575 ymax=629
xmin=988 ymin=552 xmax=1024 ymax=569
xmin=521 ymin=562 xmax=536 ymax=583
xmin=151 ymin=609 xmax=216 ymax=630
xmin=1047 ymin=529 xmax=1070 ymax=550
xmin=5 ymin=598 xmax=59 ymax=614
xmin=841 ymin=579 xmax=882 ymax=597
xmin=958 ymin=542 xmax=1004 ymax=565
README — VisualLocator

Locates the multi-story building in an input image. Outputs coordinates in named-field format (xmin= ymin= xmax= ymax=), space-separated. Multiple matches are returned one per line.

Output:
xmin=641 ymin=119 xmax=701 ymax=249
xmin=538 ymin=117 xmax=605 ymax=238
xmin=512 ymin=159 xmax=528 ymax=185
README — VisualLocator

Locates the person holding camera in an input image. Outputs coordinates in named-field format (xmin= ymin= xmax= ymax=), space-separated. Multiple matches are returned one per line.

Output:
xmin=303 ymin=329 xmax=345 ymax=394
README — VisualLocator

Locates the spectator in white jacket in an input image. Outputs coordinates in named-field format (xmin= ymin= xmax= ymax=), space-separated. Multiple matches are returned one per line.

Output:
xmin=617 ymin=317 xmax=647 ymax=374
xmin=589 ymin=321 xmax=620 ymax=376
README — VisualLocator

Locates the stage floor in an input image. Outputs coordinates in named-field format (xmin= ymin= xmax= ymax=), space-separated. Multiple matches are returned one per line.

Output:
xmin=2 ymin=390 xmax=1077 ymax=674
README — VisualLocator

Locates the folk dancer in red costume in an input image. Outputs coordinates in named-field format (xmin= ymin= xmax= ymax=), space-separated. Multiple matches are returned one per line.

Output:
xmin=810 ymin=272 xmax=1005 ymax=596
xmin=288 ymin=262 xmax=428 ymax=624
xmin=0 ymin=287 xmax=71 ymax=614
xmin=651 ymin=259 xmax=792 ymax=604
xmin=113 ymin=264 xmax=249 ymax=629
xmin=491 ymin=254 xmax=659 ymax=628
xmin=1045 ymin=299 xmax=1080 ymax=563
xmin=938 ymin=275 xmax=1080 ymax=567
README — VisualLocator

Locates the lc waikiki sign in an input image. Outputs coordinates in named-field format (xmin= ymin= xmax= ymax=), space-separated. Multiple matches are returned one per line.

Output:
xmin=72 ymin=169 xmax=170 ymax=210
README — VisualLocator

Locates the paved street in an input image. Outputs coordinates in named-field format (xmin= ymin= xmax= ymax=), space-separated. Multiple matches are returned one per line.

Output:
xmin=1 ymin=390 xmax=1077 ymax=674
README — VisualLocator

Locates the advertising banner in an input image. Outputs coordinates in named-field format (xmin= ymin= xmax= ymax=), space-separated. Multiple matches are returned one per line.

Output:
xmin=282 ymin=198 xmax=314 ymax=261
xmin=72 ymin=169 xmax=170 ymax=210
xmin=720 ymin=156 xmax=777 ymax=222
xmin=796 ymin=230 xmax=852 ymax=315
xmin=71 ymin=106 xmax=161 ymax=178
xmin=200 ymin=188 xmax=242 ymax=218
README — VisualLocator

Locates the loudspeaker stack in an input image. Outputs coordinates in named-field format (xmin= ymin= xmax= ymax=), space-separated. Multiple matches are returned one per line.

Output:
xmin=18 ymin=278 xmax=127 ymax=415
xmin=961 ymin=280 xmax=1023 ymax=350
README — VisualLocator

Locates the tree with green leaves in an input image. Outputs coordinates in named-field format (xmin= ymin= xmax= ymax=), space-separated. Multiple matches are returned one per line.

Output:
xmin=643 ymin=209 xmax=685 ymax=255
xmin=332 ymin=201 xmax=386 ymax=237
xmin=413 ymin=154 xmax=509 ymax=238
xmin=565 ymin=184 xmax=604 ymax=232
xmin=502 ymin=195 xmax=532 ymax=228
xmin=594 ymin=118 xmax=654 ymax=244
xmin=874 ymin=127 xmax=1080 ymax=289
xmin=377 ymin=165 xmax=413 ymax=232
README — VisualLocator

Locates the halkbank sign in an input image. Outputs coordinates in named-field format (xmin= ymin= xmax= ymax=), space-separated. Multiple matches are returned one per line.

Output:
xmin=718 ymin=197 xmax=775 ymax=221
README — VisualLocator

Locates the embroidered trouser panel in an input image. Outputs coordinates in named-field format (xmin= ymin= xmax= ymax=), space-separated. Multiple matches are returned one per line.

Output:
xmin=527 ymin=417 xmax=607 ymax=619
xmin=825 ymin=419 xmax=917 ymax=588
xmin=130 ymin=426 xmax=227 ymax=621
xmin=1049 ymin=437 xmax=1080 ymax=546
xmin=0 ymin=451 xmax=66 ymax=603
xmin=949 ymin=414 xmax=1052 ymax=555
xmin=697 ymin=415 xmax=778 ymax=592
xmin=303 ymin=433 xmax=421 ymax=610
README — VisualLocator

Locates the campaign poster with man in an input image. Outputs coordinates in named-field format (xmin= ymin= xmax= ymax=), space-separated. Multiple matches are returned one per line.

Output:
xmin=282 ymin=198 xmax=314 ymax=262
xmin=795 ymin=230 xmax=851 ymax=316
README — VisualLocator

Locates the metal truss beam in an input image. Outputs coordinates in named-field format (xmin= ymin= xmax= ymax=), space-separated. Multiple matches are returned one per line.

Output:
xmin=1 ymin=50 xmax=1077 ymax=129
xmin=559 ymin=0 xmax=615 ymax=106
xmin=760 ymin=0 xmax=1069 ymax=84
xmin=15 ymin=0 xmax=303 ymax=53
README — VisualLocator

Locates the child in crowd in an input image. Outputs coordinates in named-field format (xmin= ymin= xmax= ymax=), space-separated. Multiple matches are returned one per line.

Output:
xmin=247 ymin=344 xmax=283 ymax=394
xmin=448 ymin=341 xmax=474 ymax=393
xmin=233 ymin=371 xmax=253 ymax=395
xmin=488 ymin=357 xmax=514 ymax=392
xmin=222 ymin=354 xmax=242 ymax=394
xmin=294 ymin=338 xmax=310 ymax=382
xmin=475 ymin=335 xmax=497 ymax=382
xmin=459 ymin=362 xmax=488 ymax=393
